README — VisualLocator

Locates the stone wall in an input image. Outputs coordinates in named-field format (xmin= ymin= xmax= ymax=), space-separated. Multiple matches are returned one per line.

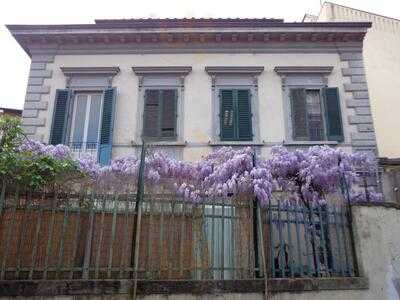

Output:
xmin=21 ymin=54 xmax=54 ymax=142
xmin=340 ymin=52 xmax=377 ymax=154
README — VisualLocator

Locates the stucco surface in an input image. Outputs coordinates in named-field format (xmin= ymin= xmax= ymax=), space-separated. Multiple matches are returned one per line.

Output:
xmin=38 ymin=52 xmax=354 ymax=161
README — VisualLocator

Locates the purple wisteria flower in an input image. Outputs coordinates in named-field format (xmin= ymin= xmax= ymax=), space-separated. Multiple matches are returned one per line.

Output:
xmin=19 ymin=139 xmax=71 ymax=160
xmin=17 ymin=139 xmax=382 ymax=205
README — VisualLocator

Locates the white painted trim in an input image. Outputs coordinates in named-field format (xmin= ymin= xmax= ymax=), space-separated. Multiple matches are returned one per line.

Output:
xmin=274 ymin=66 xmax=333 ymax=75
xmin=61 ymin=67 xmax=120 ymax=77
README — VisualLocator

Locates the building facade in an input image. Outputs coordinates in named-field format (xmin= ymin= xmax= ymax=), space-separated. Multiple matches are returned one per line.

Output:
xmin=305 ymin=2 xmax=400 ymax=159
xmin=7 ymin=18 xmax=375 ymax=164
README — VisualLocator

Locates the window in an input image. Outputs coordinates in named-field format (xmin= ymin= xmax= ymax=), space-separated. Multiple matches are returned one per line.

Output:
xmin=219 ymin=89 xmax=252 ymax=141
xmin=69 ymin=93 xmax=103 ymax=155
xmin=50 ymin=87 xmax=116 ymax=165
xmin=290 ymin=87 xmax=343 ymax=142
xmin=143 ymin=89 xmax=177 ymax=141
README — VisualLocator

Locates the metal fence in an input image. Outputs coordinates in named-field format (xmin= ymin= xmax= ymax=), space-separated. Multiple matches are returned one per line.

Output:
xmin=0 ymin=186 xmax=357 ymax=281
xmin=263 ymin=202 xmax=356 ymax=279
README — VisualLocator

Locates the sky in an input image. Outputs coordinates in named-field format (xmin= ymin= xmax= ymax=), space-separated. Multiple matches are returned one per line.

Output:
xmin=1 ymin=0 xmax=399 ymax=110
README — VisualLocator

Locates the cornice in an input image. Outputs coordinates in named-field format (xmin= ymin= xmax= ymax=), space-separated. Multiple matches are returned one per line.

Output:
xmin=132 ymin=66 xmax=192 ymax=76
xmin=60 ymin=66 xmax=120 ymax=76
xmin=205 ymin=66 xmax=264 ymax=76
xmin=274 ymin=66 xmax=334 ymax=75
xmin=8 ymin=23 xmax=370 ymax=57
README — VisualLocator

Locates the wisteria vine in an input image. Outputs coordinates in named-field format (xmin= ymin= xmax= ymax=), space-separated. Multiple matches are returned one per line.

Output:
xmin=19 ymin=139 xmax=382 ymax=205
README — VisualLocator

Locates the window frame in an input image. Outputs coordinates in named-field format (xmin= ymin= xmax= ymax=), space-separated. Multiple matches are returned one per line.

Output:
xmin=274 ymin=66 xmax=341 ymax=145
xmin=219 ymin=88 xmax=253 ymax=142
xmin=206 ymin=66 xmax=263 ymax=146
xmin=289 ymin=87 xmax=329 ymax=142
xmin=69 ymin=92 xmax=104 ymax=146
xmin=142 ymin=87 xmax=178 ymax=142
xmin=212 ymin=83 xmax=259 ymax=144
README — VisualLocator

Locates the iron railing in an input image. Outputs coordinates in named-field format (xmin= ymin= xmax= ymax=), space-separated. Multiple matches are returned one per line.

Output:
xmin=68 ymin=142 xmax=98 ymax=159
xmin=264 ymin=201 xmax=356 ymax=279
xmin=0 ymin=185 xmax=357 ymax=281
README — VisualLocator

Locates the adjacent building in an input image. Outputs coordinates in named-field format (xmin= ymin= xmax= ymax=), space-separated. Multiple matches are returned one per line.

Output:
xmin=7 ymin=18 xmax=375 ymax=164
xmin=0 ymin=107 xmax=22 ymax=118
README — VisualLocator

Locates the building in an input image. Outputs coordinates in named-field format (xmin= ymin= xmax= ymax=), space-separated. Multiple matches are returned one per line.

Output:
xmin=0 ymin=107 xmax=22 ymax=118
xmin=7 ymin=18 xmax=375 ymax=165
xmin=304 ymin=2 xmax=400 ymax=160
xmin=4 ymin=18 xmax=400 ymax=300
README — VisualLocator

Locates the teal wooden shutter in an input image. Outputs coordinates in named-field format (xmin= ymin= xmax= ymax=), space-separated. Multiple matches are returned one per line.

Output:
xmin=290 ymin=89 xmax=309 ymax=141
xmin=160 ymin=89 xmax=177 ymax=139
xmin=49 ymin=89 xmax=71 ymax=145
xmin=323 ymin=87 xmax=344 ymax=142
xmin=237 ymin=89 xmax=252 ymax=141
xmin=220 ymin=90 xmax=235 ymax=141
xmin=98 ymin=88 xmax=116 ymax=165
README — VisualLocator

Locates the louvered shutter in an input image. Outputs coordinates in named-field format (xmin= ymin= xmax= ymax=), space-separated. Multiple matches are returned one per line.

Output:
xmin=98 ymin=88 xmax=116 ymax=165
xmin=323 ymin=87 xmax=344 ymax=142
xmin=49 ymin=89 xmax=71 ymax=145
xmin=290 ymin=89 xmax=309 ymax=141
xmin=220 ymin=90 xmax=235 ymax=141
xmin=143 ymin=90 xmax=160 ymax=139
xmin=160 ymin=89 xmax=177 ymax=139
xmin=237 ymin=89 xmax=252 ymax=141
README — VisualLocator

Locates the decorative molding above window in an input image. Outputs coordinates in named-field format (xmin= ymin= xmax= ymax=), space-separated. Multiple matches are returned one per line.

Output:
xmin=205 ymin=66 xmax=264 ymax=89
xmin=132 ymin=66 xmax=192 ymax=76
xmin=274 ymin=66 xmax=333 ymax=76
xmin=61 ymin=67 xmax=120 ymax=77
xmin=61 ymin=67 xmax=120 ymax=88
xmin=205 ymin=66 xmax=264 ymax=76
xmin=205 ymin=67 xmax=263 ymax=144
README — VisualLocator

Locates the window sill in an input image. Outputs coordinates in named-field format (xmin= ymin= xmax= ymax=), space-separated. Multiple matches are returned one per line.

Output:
xmin=0 ymin=277 xmax=368 ymax=297
xmin=209 ymin=141 xmax=264 ymax=146
xmin=132 ymin=141 xmax=187 ymax=147
xmin=283 ymin=141 xmax=339 ymax=146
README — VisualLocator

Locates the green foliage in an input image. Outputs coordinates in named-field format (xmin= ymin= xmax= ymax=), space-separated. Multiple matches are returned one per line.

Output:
xmin=0 ymin=115 xmax=82 ymax=189
xmin=0 ymin=115 xmax=24 ymax=153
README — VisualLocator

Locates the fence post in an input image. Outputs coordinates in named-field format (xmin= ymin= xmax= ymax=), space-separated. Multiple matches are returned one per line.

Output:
xmin=132 ymin=141 xmax=146 ymax=300
xmin=256 ymin=202 xmax=268 ymax=299
xmin=253 ymin=152 xmax=269 ymax=299
xmin=0 ymin=181 xmax=5 ymax=214
xmin=340 ymin=172 xmax=360 ymax=277
xmin=82 ymin=191 xmax=95 ymax=279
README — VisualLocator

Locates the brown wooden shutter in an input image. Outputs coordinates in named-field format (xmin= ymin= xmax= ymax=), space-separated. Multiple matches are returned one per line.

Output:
xmin=160 ymin=89 xmax=177 ymax=139
xmin=143 ymin=90 xmax=160 ymax=139
xmin=290 ymin=88 xmax=309 ymax=141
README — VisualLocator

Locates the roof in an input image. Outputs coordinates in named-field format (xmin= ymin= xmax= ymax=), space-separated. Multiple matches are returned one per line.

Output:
xmin=0 ymin=107 xmax=22 ymax=117
xmin=94 ymin=18 xmax=285 ymax=27
xmin=6 ymin=20 xmax=372 ymax=31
